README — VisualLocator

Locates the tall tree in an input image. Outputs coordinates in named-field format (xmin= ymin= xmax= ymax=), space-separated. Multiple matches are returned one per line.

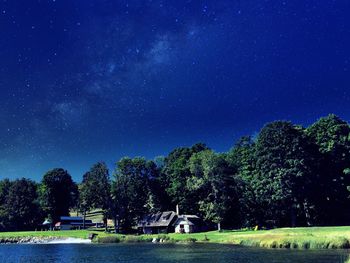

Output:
xmin=0 ymin=179 xmax=13 ymax=230
xmin=78 ymin=183 xmax=91 ymax=228
xmin=306 ymin=114 xmax=350 ymax=224
xmin=4 ymin=178 xmax=41 ymax=231
xmin=112 ymin=157 xmax=156 ymax=232
xmin=253 ymin=121 xmax=318 ymax=227
xmin=227 ymin=136 xmax=261 ymax=227
xmin=40 ymin=168 xmax=78 ymax=224
xmin=189 ymin=150 xmax=239 ymax=229
xmin=79 ymin=162 xmax=111 ymax=230
xmin=161 ymin=143 xmax=209 ymax=214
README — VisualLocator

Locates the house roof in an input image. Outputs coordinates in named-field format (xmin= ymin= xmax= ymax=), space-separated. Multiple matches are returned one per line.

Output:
xmin=55 ymin=220 xmax=93 ymax=227
xmin=42 ymin=219 xmax=52 ymax=225
xmin=173 ymin=215 xmax=201 ymax=226
xmin=138 ymin=211 xmax=177 ymax=228
xmin=60 ymin=216 xmax=83 ymax=221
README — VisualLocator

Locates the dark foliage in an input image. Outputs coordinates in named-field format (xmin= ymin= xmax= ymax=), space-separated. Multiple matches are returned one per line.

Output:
xmin=1 ymin=114 xmax=350 ymax=231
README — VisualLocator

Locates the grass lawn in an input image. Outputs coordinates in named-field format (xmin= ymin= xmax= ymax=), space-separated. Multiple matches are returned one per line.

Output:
xmin=2 ymin=226 xmax=350 ymax=249
xmin=166 ymin=226 xmax=350 ymax=248
xmin=103 ymin=226 xmax=350 ymax=249
xmin=70 ymin=209 xmax=104 ymax=223
xmin=0 ymin=229 xmax=108 ymax=239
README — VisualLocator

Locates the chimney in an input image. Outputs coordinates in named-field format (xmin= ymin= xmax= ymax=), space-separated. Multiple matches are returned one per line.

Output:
xmin=176 ymin=204 xmax=180 ymax=215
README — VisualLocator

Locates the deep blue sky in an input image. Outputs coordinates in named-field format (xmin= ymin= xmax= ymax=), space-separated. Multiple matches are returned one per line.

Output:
xmin=1 ymin=0 xmax=350 ymax=181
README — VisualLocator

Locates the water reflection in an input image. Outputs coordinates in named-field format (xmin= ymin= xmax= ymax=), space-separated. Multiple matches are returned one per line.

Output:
xmin=0 ymin=243 xmax=349 ymax=263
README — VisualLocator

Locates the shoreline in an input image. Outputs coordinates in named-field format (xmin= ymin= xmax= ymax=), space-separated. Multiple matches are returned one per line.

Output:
xmin=0 ymin=236 xmax=91 ymax=244
xmin=2 ymin=226 xmax=350 ymax=249
xmin=96 ymin=233 xmax=350 ymax=250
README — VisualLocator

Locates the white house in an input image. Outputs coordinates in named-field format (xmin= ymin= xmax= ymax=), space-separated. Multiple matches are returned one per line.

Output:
xmin=138 ymin=205 xmax=206 ymax=234
xmin=173 ymin=215 xmax=202 ymax=233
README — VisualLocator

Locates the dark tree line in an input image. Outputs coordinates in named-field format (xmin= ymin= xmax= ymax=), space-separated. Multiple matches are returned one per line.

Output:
xmin=1 ymin=114 xmax=350 ymax=232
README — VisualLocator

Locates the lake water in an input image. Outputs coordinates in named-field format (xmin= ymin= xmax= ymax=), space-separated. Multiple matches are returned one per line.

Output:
xmin=0 ymin=243 xmax=349 ymax=263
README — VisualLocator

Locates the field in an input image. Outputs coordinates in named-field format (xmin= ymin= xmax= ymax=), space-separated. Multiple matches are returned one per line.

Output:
xmin=2 ymin=226 xmax=350 ymax=249
xmin=70 ymin=209 xmax=105 ymax=224
xmin=165 ymin=226 xmax=350 ymax=249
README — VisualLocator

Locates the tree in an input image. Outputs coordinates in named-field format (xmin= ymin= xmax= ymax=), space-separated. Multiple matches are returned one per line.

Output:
xmin=78 ymin=183 xmax=91 ymax=229
xmin=112 ymin=157 xmax=157 ymax=232
xmin=253 ymin=121 xmax=318 ymax=227
xmin=189 ymin=150 xmax=240 ymax=230
xmin=226 ymin=136 xmax=262 ymax=227
xmin=40 ymin=168 xmax=78 ymax=224
xmin=161 ymin=143 xmax=210 ymax=214
xmin=0 ymin=179 xmax=13 ymax=230
xmin=79 ymin=162 xmax=111 ymax=230
xmin=306 ymin=114 xmax=350 ymax=224
xmin=4 ymin=178 xmax=41 ymax=231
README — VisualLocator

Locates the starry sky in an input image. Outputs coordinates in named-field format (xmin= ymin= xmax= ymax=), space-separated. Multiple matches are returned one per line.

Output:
xmin=1 ymin=0 xmax=350 ymax=181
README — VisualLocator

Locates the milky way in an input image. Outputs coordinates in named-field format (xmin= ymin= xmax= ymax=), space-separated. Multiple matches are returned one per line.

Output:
xmin=0 ymin=0 xmax=350 ymax=180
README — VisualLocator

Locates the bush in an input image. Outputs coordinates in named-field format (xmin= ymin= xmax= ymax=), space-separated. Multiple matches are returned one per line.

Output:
xmin=124 ymin=236 xmax=143 ymax=243
xmin=202 ymin=235 xmax=210 ymax=242
xmin=98 ymin=236 xmax=121 ymax=243
xmin=185 ymin=238 xmax=197 ymax=243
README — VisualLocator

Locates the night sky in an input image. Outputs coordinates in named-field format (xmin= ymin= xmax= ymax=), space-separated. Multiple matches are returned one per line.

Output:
xmin=1 ymin=0 xmax=350 ymax=181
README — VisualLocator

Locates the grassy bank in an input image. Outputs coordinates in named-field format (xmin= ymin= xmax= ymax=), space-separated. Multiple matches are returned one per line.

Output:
xmin=2 ymin=226 xmax=350 ymax=249
xmin=90 ymin=226 xmax=350 ymax=249
xmin=162 ymin=226 xmax=350 ymax=249
xmin=0 ymin=230 xmax=105 ymax=240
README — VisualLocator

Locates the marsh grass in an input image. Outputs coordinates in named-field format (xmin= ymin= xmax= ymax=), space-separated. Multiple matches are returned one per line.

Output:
xmin=229 ymin=234 xmax=350 ymax=249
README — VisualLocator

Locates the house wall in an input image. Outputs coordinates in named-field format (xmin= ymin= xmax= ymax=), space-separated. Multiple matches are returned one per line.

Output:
xmin=142 ymin=226 xmax=172 ymax=234
xmin=174 ymin=219 xmax=192 ymax=233
xmin=60 ymin=224 xmax=72 ymax=231
xmin=143 ymin=227 xmax=153 ymax=235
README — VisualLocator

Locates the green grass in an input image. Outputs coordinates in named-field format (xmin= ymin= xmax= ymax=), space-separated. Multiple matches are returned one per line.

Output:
xmin=0 ymin=229 xmax=109 ymax=239
xmin=2 ymin=226 xmax=350 ymax=249
xmin=170 ymin=226 xmax=350 ymax=249
xmin=70 ymin=209 xmax=104 ymax=223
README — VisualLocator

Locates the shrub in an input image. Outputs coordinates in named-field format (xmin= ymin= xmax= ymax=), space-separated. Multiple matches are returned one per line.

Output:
xmin=98 ymin=236 xmax=121 ymax=243
xmin=185 ymin=237 xmax=197 ymax=243
xmin=124 ymin=236 xmax=142 ymax=243
xmin=202 ymin=235 xmax=210 ymax=242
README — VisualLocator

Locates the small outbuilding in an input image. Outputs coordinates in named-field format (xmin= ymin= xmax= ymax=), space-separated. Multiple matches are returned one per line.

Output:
xmin=42 ymin=219 xmax=52 ymax=230
xmin=173 ymin=215 xmax=203 ymax=233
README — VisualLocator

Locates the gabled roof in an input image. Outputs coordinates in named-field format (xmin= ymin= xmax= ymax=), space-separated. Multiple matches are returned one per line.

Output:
xmin=138 ymin=211 xmax=177 ymax=228
xmin=60 ymin=216 xmax=83 ymax=221
xmin=42 ymin=219 xmax=52 ymax=225
xmin=173 ymin=215 xmax=201 ymax=226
